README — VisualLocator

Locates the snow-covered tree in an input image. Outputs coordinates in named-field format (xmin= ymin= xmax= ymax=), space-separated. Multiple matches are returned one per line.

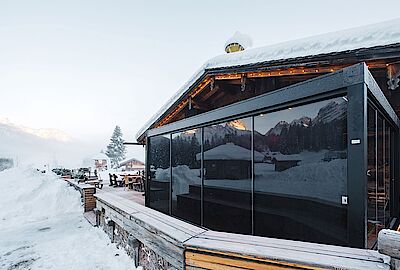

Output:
xmin=105 ymin=126 xmax=126 ymax=168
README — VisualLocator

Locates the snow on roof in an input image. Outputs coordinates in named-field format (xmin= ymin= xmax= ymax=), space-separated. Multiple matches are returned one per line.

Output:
xmin=119 ymin=157 xmax=144 ymax=166
xmin=197 ymin=143 xmax=264 ymax=161
xmin=272 ymin=154 xmax=302 ymax=162
xmin=92 ymin=153 xmax=109 ymax=161
xmin=224 ymin=31 xmax=253 ymax=49
xmin=136 ymin=18 xmax=400 ymax=141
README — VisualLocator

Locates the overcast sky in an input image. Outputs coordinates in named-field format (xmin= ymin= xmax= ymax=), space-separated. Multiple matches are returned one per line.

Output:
xmin=1 ymin=0 xmax=400 ymax=161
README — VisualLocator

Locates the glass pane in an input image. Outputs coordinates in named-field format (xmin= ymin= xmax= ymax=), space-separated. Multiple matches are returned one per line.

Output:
xmin=384 ymin=124 xmax=391 ymax=226
xmin=377 ymin=116 xmax=385 ymax=232
xmin=368 ymin=111 xmax=393 ymax=248
xmin=171 ymin=129 xmax=201 ymax=225
xmin=148 ymin=134 xmax=170 ymax=214
xmin=367 ymin=105 xmax=377 ymax=248
xmin=254 ymin=97 xmax=348 ymax=246
xmin=203 ymin=117 xmax=252 ymax=234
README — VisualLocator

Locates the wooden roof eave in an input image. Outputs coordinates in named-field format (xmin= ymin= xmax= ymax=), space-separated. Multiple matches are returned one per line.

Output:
xmin=136 ymin=43 xmax=400 ymax=143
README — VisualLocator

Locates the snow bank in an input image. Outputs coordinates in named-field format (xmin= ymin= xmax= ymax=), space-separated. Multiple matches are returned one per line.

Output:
xmin=172 ymin=165 xmax=201 ymax=197
xmin=0 ymin=167 xmax=136 ymax=270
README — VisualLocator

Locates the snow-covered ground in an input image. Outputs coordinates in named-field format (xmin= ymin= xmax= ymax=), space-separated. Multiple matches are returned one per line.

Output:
xmin=0 ymin=167 xmax=137 ymax=270
xmin=165 ymin=151 xmax=346 ymax=204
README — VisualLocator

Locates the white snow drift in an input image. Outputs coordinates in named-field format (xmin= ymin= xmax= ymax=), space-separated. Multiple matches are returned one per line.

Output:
xmin=0 ymin=167 xmax=136 ymax=270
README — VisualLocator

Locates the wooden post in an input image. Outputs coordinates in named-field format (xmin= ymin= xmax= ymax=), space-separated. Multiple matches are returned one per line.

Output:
xmin=82 ymin=187 xmax=96 ymax=212
xmin=378 ymin=229 xmax=400 ymax=269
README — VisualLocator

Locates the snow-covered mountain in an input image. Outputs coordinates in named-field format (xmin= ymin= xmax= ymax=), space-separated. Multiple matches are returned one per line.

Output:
xmin=0 ymin=117 xmax=71 ymax=142
xmin=203 ymin=121 xmax=251 ymax=142
xmin=177 ymin=101 xmax=345 ymax=143
xmin=312 ymin=101 xmax=346 ymax=125
xmin=290 ymin=116 xmax=312 ymax=127
xmin=0 ymin=119 xmax=90 ymax=167
xmin=265 ymin=121 xmax=289 ymax=136
xmin=176 ymin=119 xmax=251 ymax=142
xmin=264 ymin=101 xmax=346 ymax=135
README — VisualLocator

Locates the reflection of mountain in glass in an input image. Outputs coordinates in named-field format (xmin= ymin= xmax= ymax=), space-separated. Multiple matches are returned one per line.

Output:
xmin=258 ymin=100 xmax=347 ymax=154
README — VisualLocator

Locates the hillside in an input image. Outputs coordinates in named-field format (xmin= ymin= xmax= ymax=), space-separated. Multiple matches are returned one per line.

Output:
xmin=0 ymin=118 xmax=90 ymax=167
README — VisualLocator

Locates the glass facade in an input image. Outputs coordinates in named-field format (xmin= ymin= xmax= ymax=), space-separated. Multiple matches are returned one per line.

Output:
xmin=146 ymin=93 xmax=397 ymax=248
xmin=367 ymin=103 xmax=394 ymax=248
xmin=203 ymin=118 xmax=252 ymax=234
xmin=253 ymin=98 xmax=348 ymax=246
xmin=147 ymin=134 xmax=170 ymax=214
xmin=171 ymin=129 xmax=201 ymax=225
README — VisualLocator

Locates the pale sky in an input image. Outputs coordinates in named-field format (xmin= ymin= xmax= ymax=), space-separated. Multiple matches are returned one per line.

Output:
xmin=1 ymin=0 xmax=400 ymax=162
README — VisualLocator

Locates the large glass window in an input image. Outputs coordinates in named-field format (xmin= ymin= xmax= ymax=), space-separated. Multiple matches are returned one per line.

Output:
xmin=203 ymin=118 xmax=252 ymax=234
xmin=171 ymin=129 xmax=201 ymax=225
xmin=148 ymin=134 xmax=171 ymax=214
xmin=254 ymin=97 xmax=348 ymax=246
xmin=146 ymin=91 xmax=397 ymax=249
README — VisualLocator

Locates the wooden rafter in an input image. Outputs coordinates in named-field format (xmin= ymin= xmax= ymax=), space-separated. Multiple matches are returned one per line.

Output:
xmin=155 ymin=61 xmax=390 ymax=127
xmin=156 ymin=77 xmax=212 ymax=127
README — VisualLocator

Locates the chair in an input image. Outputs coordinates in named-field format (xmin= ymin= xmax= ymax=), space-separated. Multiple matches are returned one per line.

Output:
xmin=108 ymin=173 xmax=114 ymax=186
xmin=123 ymin=175 xmax=132 ymax=190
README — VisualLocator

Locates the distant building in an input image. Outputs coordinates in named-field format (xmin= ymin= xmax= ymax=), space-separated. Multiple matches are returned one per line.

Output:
xmin=271 ymin=154 xmax=301 ymax=172
xmin=198 ymin=143 xmax=264 ymax=179
xmin=119 ymin=157 xmax=144 ymax=172
xmin=92 ymin=153 xmax=109 ymax=171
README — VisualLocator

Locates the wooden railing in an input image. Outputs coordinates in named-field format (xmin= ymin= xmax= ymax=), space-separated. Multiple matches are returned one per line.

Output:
xmin=93 ymin=192 xmax=393 ymax=270
xmin=379 ymin=229 xmax=400 ymax=269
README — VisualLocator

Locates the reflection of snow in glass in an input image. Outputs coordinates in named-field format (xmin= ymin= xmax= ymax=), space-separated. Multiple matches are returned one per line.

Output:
xmin=168 ymin=151 xmax=346 ymax=204
xmin=172 ymin=165 xmax=201 ymax=199
xmin=197 ymin=143 xmax=263 ymax=161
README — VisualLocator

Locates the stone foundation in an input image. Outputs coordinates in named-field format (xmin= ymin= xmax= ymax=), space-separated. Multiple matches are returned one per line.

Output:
xmin=97 ymin=199 xmax=173 ymax=269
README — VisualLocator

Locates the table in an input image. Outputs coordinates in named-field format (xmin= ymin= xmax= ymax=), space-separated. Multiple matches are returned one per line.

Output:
xmin=86 ymin=180 xmax=103 ymax=189
xmin=119 ymin=174 xmax=143 ymax=190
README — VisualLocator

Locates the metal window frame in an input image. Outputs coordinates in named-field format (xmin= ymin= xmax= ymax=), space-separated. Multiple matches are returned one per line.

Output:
xmin=145 ymin=63 xmax=400 ymax=248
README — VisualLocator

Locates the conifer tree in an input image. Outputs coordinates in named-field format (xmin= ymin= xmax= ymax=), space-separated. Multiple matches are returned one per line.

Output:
xmin=105 ymin=126 xmax=126 ymax=168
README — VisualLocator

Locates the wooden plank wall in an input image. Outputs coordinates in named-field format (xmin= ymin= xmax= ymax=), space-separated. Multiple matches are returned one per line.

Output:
xmin=65 ymin=179 xmax=96 ymax=213
xmin=184 ymin=231 xmax=390 ymax=270
xmin=83 ymin=188 xmax=96 ymax=212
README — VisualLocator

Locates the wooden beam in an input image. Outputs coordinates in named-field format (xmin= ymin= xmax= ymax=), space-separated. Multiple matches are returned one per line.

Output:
xmin=155 ymin=61 xmax=390 ymax=128
xmin=199 ymin=85 xmax=220 ymax=102
xmin=124 ymin=142 xmax=145 ymax=146
xmin=157 ymin=78 xmax=212 ymax=127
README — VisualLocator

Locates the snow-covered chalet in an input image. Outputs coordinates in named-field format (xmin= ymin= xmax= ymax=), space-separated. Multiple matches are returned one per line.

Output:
xmin=136 ymin=19 xmax=400 ymax=249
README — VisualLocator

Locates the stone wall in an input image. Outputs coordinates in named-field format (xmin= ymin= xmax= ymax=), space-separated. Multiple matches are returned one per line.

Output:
xmin=96 ymin=199 xmax=173 ymax=270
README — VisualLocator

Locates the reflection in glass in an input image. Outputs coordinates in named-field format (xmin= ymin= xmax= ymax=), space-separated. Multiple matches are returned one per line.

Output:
xmin=367 ymin=105 xmax=377 ymax=248
xmin=384 ymin=125 xmax=391 ymax=226
xmin=254 ymin=97 xmax=348 ymax=246
xmin=377 ymin=116 xmax=385 ymax=234
xmin=171 ymin=129 xmax=201 ymax=225
xmin=367 ymin=105 xmax=393 ymax=248
xmin=203 ymin=118 xmax=252 ymax=234
xmin=148 ymin=134 xmax=170 ymax=214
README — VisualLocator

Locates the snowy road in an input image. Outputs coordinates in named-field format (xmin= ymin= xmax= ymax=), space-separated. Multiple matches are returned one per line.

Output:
xmin=0 ymin=167 xmax=136 ymax=270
